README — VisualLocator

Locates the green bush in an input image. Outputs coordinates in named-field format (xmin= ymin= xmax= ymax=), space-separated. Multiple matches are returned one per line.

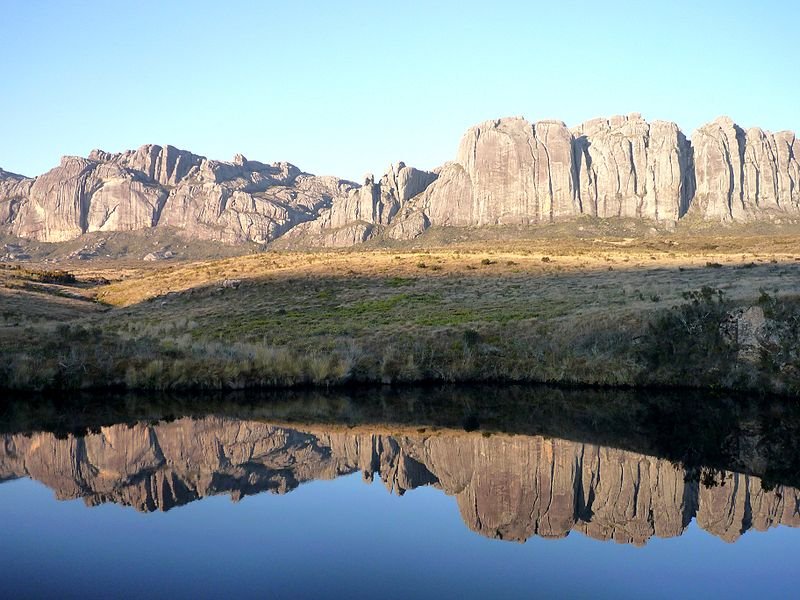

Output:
xmin=638 ymin=287 xmax=735 ymax=387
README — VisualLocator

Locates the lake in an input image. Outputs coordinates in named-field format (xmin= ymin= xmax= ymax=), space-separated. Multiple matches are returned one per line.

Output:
xmin=1 ymin=386 xmax=798 ymax=598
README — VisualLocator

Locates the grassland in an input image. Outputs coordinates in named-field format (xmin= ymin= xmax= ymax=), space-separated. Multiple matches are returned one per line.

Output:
xmin=2 ymin=221 xmax=800 ymax=393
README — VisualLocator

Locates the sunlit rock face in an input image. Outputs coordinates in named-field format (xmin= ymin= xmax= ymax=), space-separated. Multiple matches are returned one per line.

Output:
xmin=408 ymin=114 xmax=694 ymax=228
xmin=280 ymin=163 xmax=438 ymax=247
xmin=451 ymin=118 xmax=577 ymax=225
xmin=0 ymin=147 xmax=356 ymax=245
xmin=2 ymin=115 xmax=798 ymax=247
xmin=572 ymin=115 xmax=695 ymax=222
xmin=1 ymin=418 xmax=798 ymax=545
xmin=335 ymin=114 xmax=797 ymax=242
xmin=691 ymin=118 xmax=800 ymax=221
xmin=6 ymin=157 xmax=168 ymax=242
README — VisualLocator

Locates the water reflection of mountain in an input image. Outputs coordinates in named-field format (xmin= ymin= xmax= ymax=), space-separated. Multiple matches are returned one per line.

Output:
xmin=2 ymin=415 xmax=798 ymax=545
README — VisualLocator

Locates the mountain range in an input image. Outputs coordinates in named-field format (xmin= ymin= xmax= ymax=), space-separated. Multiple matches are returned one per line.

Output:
xmin=1 ymin=114 xmax=798 ymax=248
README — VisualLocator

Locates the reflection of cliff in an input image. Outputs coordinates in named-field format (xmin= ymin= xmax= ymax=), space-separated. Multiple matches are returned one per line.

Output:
xmin=1 ymin=417 xmax=798 ymax=545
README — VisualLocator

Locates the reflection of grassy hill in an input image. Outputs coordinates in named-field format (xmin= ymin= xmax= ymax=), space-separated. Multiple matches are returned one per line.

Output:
xmin=2 ymin=228 xmax=800 ymax=392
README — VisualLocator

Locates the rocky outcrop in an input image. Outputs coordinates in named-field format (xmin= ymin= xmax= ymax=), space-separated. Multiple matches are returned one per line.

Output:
xmin=9 ymin=156 xmax=168 ymax=242
xmin=1 ymin=418 xmax=797 ymax=545
xmin=455 ymin=117 xmax=577 ymax=224
xmin=572 ymin=115 xmax=694 ymax=221
xmin=89 ymin=144 xmax=204 ymax=188
xmin=385 ymin=209 xmax=430 ymax=240
xmin=311 ymin=114 xmax=797 ymax=243
xmin=692 ymin=117 xmax=800 ymax=220
xmin=397 ymin=114 xmax=694 ymax=233
xmin=0 ymin=147 xmax=356 ymax=245
xmin=0 ymin=168 xmax=33 ymax=226
xmin=281 ymin=163 xmax=437 ymax=247
xmin=156 ymin=155 xmax=356 ymax=245
xmin=2 ymin=114 xmax=798 ymax=247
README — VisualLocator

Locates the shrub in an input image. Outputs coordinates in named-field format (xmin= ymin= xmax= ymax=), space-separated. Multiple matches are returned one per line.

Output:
xmin=463 ymin=329 xmax=481 ymax=347
xmin=638 ymin=287 xmax=734 ymax=387
xmin=35 ymin=270 xmax=77 ymax=284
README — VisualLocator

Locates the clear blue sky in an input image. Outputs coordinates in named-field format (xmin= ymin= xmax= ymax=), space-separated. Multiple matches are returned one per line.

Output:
xmin=2 ymin=0 xmax=798 ymax=181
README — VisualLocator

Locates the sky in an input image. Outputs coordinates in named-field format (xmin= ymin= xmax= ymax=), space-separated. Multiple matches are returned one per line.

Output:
xmin=2 ymin=0 xmax=798 ymax=181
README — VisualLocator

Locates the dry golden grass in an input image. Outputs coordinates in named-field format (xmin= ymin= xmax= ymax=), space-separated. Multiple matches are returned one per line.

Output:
xmin=92 ymin=233 xmax=800 ymax=308
xmin=2 ymin=228 xmax=800 ymax=392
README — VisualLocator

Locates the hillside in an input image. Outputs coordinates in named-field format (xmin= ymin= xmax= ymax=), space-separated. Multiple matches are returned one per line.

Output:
xmin=2 ymin=226 xmax=800 ymax=393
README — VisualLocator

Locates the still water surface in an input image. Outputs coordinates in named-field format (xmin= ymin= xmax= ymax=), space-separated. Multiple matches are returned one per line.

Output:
xmin=1 ymin=387 xmax=799 ymax=598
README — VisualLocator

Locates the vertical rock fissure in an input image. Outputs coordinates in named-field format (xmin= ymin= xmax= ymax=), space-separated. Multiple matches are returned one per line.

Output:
xmin=532 ymin=125 xmax=553 ymax=222
xmin=217 ymin=189 xmax=233 ymax=217
xmin=152 ymin=188 xmax=170 ymax=227
xmin=741 ymin=475 xmax=753 ymax=534
xmin=524 ymin=130 xmax=539 ymax=223
xmin=721 ymin=136 xmax=736 ymax=218
xmin=544 ymin=139 xmax=555 ymax=223
xmin=627 ymin=138 xmax=641 ymax=217
xmin=735 ymin=126 xmax=747 ymax=214
xmin=681 ymin=137 xmax=695 ymax=218
xmin=570 ymin=137 xmax=583 ymax=214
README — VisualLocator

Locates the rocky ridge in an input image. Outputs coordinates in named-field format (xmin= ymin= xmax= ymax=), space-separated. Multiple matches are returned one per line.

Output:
xmin=1 ymin=417 xmax=797 ymax=545
xmin=1 ymin=145 xmax=357 ymax=245
xmin=1 ymin=115 xmax=798 ymax=248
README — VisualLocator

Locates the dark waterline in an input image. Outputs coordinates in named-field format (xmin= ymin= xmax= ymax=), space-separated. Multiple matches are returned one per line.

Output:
xmin=1 ymin=385 xmax=799 ymax=598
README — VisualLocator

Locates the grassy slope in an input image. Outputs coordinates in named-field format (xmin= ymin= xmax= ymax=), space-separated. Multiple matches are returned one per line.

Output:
xmin=2 ymin=223 xmax=800 ymax=392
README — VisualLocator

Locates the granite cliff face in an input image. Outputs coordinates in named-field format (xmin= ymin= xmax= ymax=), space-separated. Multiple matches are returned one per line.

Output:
xmin=2 ymin=115 xmax=798 ymax=247
xmin=281 ymin=162 xmax=438 ymax=247
xmin=392 ymin=115 xmax=694 ymax=232
xmin=2 ymin=417 xmax=797 ymax=545
xmin=0 ymin=146 xmax=356 ymax=245
xmin=571 ymin=115 xmax=695 ymax=222
xmin=0 ymin=168 xmax=33 ymax=227
xmin=692 ymin=117 xmax=800 ymax=220
xmin=290 ymin=114 xmax=798 ymax=244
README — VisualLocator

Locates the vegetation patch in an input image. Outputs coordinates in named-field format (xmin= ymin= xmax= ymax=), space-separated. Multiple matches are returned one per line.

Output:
xmin=3 ymin=232 xmax=800 ymax=393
